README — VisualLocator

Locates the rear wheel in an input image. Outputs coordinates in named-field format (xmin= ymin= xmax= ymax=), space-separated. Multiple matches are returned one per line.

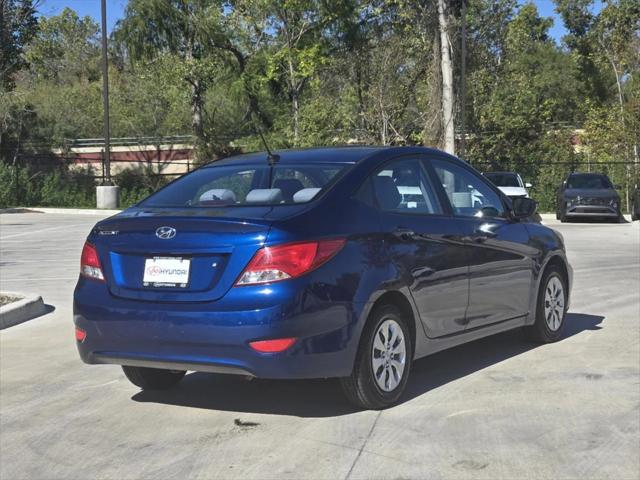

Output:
xmin=122 ymin=366 xmax=186 ymax=390
xmin=341 ymin=305 xmax=413 ymax=410
xmin=524 ymin=265 xmax=567 ymax=343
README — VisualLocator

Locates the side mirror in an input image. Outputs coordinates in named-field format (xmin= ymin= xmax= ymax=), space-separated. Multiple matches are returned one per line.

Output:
xmin=511 ymin=197 xmax=537 ymax=219
xmin=525 ymin=182 xmax=532 ymax=188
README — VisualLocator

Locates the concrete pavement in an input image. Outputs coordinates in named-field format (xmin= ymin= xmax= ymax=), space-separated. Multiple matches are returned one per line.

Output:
xmin=1 ymin=212 xmax=638 ymax=479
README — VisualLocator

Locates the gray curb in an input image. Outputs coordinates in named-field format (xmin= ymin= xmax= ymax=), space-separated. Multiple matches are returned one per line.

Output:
xmin=0 ymin=207 xmax=121 ymax=215
xmin=24 ymin=207 xmax=121 ymax=215
xmin=0 ymin=295 xmax=48 ymax=329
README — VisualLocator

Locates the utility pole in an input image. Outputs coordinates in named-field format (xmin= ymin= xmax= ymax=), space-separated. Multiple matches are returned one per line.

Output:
xmin=459 ymin=0 xmax=467 ymax=161
xmin=438 ymin=0 xmax=455 ymax=155
xmin=101 ymin=0 xmax=111 ymax=185
xmin=96 ymin=0 xmax=119 ymax=208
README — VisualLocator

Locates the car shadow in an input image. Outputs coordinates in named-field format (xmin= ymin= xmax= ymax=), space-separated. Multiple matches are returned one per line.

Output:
xmin=131 ymin=312 xmax=604 ymax=418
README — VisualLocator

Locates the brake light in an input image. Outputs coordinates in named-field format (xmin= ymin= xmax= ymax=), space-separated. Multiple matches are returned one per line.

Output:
xmin=80 ymin=242 xmax=104 ymax=281
xmin=249 ymin=337 xmax=297 ymax=353
xmin=236 ymin=239 xmax=346 ymax=286
xmin=75 ymin=326 xmax=87 ymax=342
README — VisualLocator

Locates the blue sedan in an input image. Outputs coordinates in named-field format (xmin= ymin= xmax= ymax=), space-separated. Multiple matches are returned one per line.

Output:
xmin=74 ymin=146 xmax=572 ymax=409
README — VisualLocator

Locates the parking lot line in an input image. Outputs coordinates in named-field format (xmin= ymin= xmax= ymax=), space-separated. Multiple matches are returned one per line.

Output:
xmin=0 ymin=224 xmax=85 ymax=240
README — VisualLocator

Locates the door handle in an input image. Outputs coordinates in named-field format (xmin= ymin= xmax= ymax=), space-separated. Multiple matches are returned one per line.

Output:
xmin=393 ymin=228 xmax=415 ymax=241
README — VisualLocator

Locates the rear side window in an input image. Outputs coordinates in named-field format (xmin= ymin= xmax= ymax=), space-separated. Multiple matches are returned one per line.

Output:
xmin=359 ymin=158 xmax=442 ymax=214
xmin=138 ymin=163 xmax=349 ymax=208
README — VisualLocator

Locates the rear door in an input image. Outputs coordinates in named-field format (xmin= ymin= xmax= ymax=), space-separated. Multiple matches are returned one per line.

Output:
xmin=363 ymin=156 xmax=469 ymax=338
xmin=427 ymin=157 xmax=536 ymax=329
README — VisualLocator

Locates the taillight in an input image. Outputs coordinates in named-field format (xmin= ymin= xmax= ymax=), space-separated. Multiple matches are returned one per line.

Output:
xmin=80 ymin=241 xmax=104 ymax=281
xmin=249 ymin=337 xmax=297 ymax=353
xmin=236 ymin=238 xmax=346 ymax=286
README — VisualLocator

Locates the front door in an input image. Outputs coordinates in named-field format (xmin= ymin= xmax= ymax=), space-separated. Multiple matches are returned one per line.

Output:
xmin=428 ymin=158 xmax=535 ymax=329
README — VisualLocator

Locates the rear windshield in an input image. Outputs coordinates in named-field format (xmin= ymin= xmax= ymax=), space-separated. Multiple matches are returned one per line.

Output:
xmin=485 ymin=173 xmax=520 ymax=187
xmin=138 ymin=163 xmax=349 ymax=208
xmin=567 ymin=175 xmax=612 ymax=190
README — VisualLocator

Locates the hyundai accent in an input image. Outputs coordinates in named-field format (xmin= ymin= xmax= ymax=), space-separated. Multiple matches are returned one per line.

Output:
xmin=74 ymin=146 xmax=572 ymax=409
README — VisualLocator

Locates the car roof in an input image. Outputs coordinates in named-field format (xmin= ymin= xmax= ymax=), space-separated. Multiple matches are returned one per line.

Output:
xmin=203 ymin=146 xmax=389 ymax=167
xmin=569 ymin=172 xmax=608 ymax=177
xmin=485 ymin=171 xmax=518 ymax=175
xmin=202 ymin=145 xmax=457 ymax=167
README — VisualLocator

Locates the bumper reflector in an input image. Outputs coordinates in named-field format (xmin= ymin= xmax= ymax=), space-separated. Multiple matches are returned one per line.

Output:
xmin=75 ymin=327 xmax=87 ymax=342
xmin=249 ymin=337 xmax=296 ymax=353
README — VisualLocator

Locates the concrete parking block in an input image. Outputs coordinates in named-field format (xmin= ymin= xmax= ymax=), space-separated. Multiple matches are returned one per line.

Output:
xmin=0 ymin=293 xmax=47 ymax=329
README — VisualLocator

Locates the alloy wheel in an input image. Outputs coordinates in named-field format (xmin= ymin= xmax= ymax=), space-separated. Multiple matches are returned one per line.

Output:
xmin=371 ymin=318 xmax=407 ymax=392
xmin=544 ymin=276 xmax=565 ymax=331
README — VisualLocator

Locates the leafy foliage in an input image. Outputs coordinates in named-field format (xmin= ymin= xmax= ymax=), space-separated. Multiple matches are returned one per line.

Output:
xmin=0 ymin=0 xmax=638 ymax=211
xmin=0 ymin=0 xmax=38 ymax=90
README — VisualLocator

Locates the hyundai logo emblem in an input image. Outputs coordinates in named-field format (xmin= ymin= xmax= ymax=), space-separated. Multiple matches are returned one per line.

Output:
xmin=155 ymin=226 xmax=176 ymax=239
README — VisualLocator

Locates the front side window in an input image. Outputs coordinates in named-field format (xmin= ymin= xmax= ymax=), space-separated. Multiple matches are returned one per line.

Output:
xmin=362 ymin=158 xmax=442 ymax=214
xmin=138 ymin=163 xmax=349 ymax=208
xmin=432 ymin=159 xmax=505 ymax=218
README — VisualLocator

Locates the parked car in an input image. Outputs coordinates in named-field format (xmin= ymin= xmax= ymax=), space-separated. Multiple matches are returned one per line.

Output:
xmin=556 ymin=172 xmax=622 ymax=222
xmin=74 ymin=146 xmax=572 ymax=410
xmin=483 ymin=171 xmax=532 ymax=199
xmin=632 ymin=186 xmax=640 ymax=221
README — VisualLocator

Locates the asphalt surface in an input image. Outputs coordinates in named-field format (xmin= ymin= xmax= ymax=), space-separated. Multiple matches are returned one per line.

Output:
xmin=1 ymin=212 xmax=639 ymax=480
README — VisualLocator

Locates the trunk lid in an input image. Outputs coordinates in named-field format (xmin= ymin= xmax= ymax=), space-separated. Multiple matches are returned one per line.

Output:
xmin=92 ymin=207 xmax=276 ymax=302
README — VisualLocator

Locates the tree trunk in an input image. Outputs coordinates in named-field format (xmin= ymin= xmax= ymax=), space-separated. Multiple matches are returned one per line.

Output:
xmin=438 ymin=0 xmax=455 ymax=155
xmin=190 ymin=77 xmax=205 ymax=148
xmin=287 ymin=52 xmax=300 ymax=145
xmin=292 ymin=90 xmax=300 ymax=146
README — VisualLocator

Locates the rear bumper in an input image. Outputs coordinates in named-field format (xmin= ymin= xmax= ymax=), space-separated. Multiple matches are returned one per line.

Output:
xmin=74 ymin=281 xmax=365 ymax=380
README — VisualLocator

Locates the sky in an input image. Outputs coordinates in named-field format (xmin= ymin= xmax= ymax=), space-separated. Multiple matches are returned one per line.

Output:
xmin=37 ymin=0 xmax=604 ymax=43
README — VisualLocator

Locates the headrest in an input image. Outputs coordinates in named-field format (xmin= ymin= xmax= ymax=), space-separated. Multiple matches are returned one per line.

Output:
xmin=199 ymin=189 xmax=236 ymax=204
xmin=372 ymin=176 xmax=401 ymax=209
xmin=245 ymin=188 xmax=283 ymax=204
xmin=293 ymin=188 xmax=321 ymax=203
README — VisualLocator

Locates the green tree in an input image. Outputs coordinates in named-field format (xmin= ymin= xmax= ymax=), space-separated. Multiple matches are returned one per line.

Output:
xmin=262 ymin=0 xmax=337 ymax=145
xmin=24 ymin=7 xmax=100 ymax=83
xmin=115 ymin=1 xmax=215 ymax=159
xmin=0 ymin=0 xmax=37 ymax=90
xmin=466 ymin=1 xmax=582 ymax=210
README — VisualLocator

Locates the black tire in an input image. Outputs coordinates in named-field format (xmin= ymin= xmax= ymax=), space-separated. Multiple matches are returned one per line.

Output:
xmin=122 ymin=366 xmax=186 ymax=390
xmin=559 ymin=204 xmax=567 ymax=223
xmin=340 ymin=304 xmax=413 ymax=410
xmin=524 ymin=265 xmax=568 ymax=343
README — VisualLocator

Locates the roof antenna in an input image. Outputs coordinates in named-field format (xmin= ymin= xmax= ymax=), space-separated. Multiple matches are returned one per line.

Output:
xmin=258 ymin=130 xmax=280 ymax=165
xmin=251 ymin=114 xmax=279 ymax=165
